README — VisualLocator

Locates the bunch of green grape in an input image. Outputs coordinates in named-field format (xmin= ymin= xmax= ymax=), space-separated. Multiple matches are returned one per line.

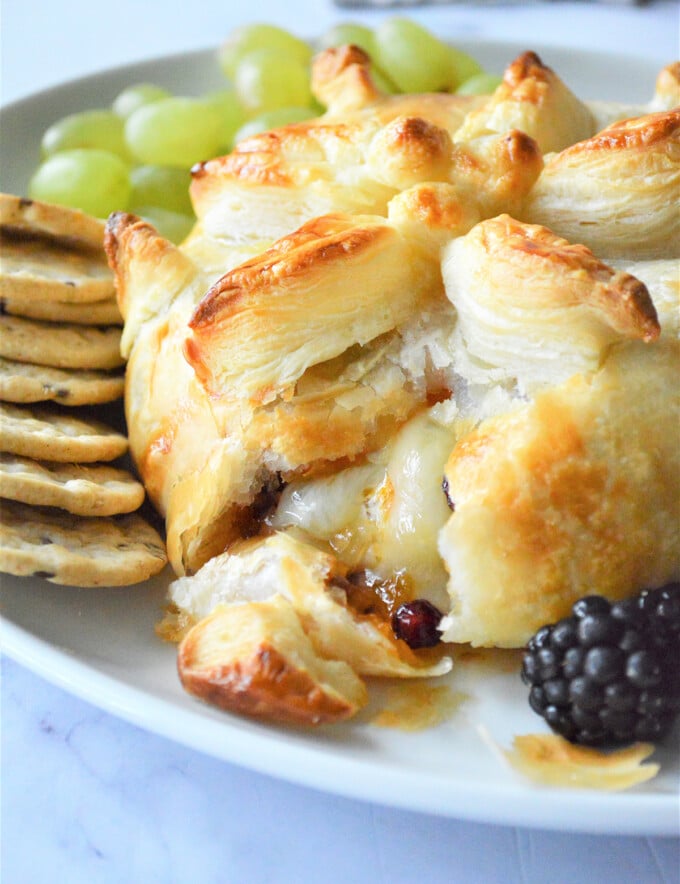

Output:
xmin=28 ymin=19 xmax=500 ymax=241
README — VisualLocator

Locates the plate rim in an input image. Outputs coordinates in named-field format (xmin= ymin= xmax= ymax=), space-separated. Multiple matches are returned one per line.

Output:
xmin=1 ymin=40 xmax=677 ymax=836
xmin=3 ymin=614 xmax=679 ymax=836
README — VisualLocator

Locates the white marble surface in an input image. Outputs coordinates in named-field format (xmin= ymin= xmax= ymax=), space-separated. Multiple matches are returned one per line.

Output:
xmin=2 ymin=1 xmax=680 ymax=881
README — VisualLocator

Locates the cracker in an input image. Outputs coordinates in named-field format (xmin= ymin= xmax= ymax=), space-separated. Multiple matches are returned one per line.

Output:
xmin=0 ymin=357 xmax=124 ymax=406
xmin=0 ymin=454 xmax=145 ymax=516
xmin=0 ymin=402 xmax=127 ymax=462
xmin=0 ymin=499 xmax=167 ymax=586
xmin=0 ymin=315 xmax=123 ymax=370
xmin=1 ymin=293 xmax=122 ymax=326
xmin=0 ymin=234 xmax=114 ymax=303
xmin=0 ymin=194 xmax=106 ymax=251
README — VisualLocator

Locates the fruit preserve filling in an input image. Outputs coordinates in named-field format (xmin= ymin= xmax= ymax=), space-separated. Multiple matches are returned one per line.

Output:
xmin=330 ymin=569 xmax=444 ymax=650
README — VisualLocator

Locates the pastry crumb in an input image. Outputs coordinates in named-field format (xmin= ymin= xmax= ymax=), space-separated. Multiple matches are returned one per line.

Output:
xmin=155 ymin=603 xmax=195 ymax=643
xmin=480 ymin=727 xmax=659 ymax=791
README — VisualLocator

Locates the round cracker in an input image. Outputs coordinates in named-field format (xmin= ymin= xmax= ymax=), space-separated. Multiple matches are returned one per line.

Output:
xmin=0 ymin=499 xmax=167 ymax=586
xmin=1 ymin=294 xmax=122 ymax=326
xmin=0 ymin=194 xmax=106 ymax=251
xmin=1 ymin=315 xmax=123 ymax=370
xmin=0 ymin=453 xmax=145 ymax=516
xmin=0 ymin=402 xmax=128 ymax=462
xmin=0 ymin=357 xmax=124 ymax=406
xmin=0 ymin=234 xmax=114 ymax=303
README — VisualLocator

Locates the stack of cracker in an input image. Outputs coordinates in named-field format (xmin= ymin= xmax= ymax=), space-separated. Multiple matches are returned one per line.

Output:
xmin=0 ymin=195 xmax=167 ymax=586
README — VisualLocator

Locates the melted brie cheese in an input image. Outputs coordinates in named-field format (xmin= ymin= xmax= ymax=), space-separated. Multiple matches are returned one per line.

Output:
xmin=271 ymin=408 xmax=459 ymax=608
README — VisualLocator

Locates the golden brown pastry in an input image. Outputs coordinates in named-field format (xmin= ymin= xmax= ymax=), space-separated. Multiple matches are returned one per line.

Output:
xmin=612 ymin=258 xmax=679 ymax=339
xmin=382 ymin=126 xmax=543 ymax=263
xmin=650 ymin=61 xmax=680 ymax=111
xmin=189 ymin=48 xmax=541 ymax=247
xmin=178 ymin=594 xmax=369 ymax=726
xmin=522 ymin=109 xmax=680 ymax=259
xmin=107 ymin=207 xmax=462 ymax=574
xmin=179 ymin=221 xmax=270 ymax=283
xmin=454 ymin=51 xmax=595 ymax=154
xmin=105 ymin=215 xmax=248 ymax=571
xmin=188 ymin=68 xmax=473 ymax=248
xmin=438 ymin=339 xmax=680 ymax=648
xmin=105 ymin=212 xmax=199 ymax=358
xmin=441 ymin=215 xmax=659 ymax=391
xmin=311 ymin=44 xmax=383 ymax=114
xmin=190 ymin=122 xmax=392 ymax=246
xmin=386 ymin=182 xmax=482 ymax=260
xmin=189 ymin=123 xmax=541 ymax=248
xmin=185 ymin=212 xmax=440 ymax=404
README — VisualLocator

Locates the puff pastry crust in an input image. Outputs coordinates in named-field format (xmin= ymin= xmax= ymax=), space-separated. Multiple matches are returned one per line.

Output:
xmin=523 ymin=109 xmax=680 ymax=259
xmin=650 ymin=61 xmax=680 ymax=111
xmin=184 ymin=212 xmax=442 ymax=404
xmin=454 ymin=51 xmax=595 ymax=153
xmin=188 ymin=49 xmax=548 ymax=247
xmin=612 ymin=258 xmax=679 ymax=339
xmin=178 ymin=594 xmax=369 ymax=726
xmin=107 ymin=208 xmax=461 ymax=574
xmin=441 ymin=215 xmax=659 ymax=391
xmin=438 ymin=340 xmax=680 ymax=647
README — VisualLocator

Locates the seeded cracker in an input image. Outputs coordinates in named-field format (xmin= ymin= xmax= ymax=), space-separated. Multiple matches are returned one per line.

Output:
xmin=0 ymin=194 xmax=107 ymax=250
xmin=0 ymin=402 xmax=128 ymax=462
xmin=1 ymin=294 xmax=122 ymax=326
xmin=0 ymin=315 xmax=124 ymax=371
xmin=0 ymin=454 xmax=145 ymax=516
xmin=0 ymin=357 xmax=124 ymax=406
xmin=0 ymin=194 xmax=114 ymax=305
xmin=0 ymin=499 xmax=167 ymax=586
xmin=0 ymin=234 xmax=114 ymax=303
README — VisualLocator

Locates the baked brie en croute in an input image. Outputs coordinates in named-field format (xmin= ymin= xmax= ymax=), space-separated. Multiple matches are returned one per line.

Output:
xmin=105 ymin=46 xmax=680 ymax=726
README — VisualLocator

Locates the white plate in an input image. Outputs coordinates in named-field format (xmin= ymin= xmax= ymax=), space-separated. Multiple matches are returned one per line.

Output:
xmin=1 ymin=43 xmax=678 ymax=836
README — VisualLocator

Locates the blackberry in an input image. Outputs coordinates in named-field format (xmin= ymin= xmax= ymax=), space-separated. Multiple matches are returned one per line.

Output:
xmin=521 ymin=583 xmax=680 ymax=746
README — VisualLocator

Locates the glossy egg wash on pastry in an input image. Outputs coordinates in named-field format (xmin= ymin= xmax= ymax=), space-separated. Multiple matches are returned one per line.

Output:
xmin=104 ymin=45 xmax=680 ymax=727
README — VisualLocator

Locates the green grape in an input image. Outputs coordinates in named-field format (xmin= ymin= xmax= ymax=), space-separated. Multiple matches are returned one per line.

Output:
xmin=125 ymin=97 xmax=222 ymax=167
xmin=41 ymin=110 xmax=130 ymax=161
xmin=374 ymin=18 xmax=455 ymax=93
xmin=234 ymin=48 xmax=313 ymax=114
xmin=233 ymin=106 xmax=317 ymax=144
xmin=370 ymin=65 xmax=399 ymax=95
xmin=449 ymin=49 xmax=485 ymax=90
xmin=456 ymin=73 xmax=503 ymax=96
xmin=129 ymin=165 xmax=193 ymax=215
xmin=201 ymin=89 xmax=248 ymax=152
xmin=29 ymin=149 xmax=131 ymax=218
xmin=219 ymin=23 xmax=312 ymax=81
xmin=132 ymin=205 xmax=195 ymax=244
xmin=112 ymin=83 xmax=172 ymax=119
xmin=319 ymin=23 xmax=377 ymax=58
